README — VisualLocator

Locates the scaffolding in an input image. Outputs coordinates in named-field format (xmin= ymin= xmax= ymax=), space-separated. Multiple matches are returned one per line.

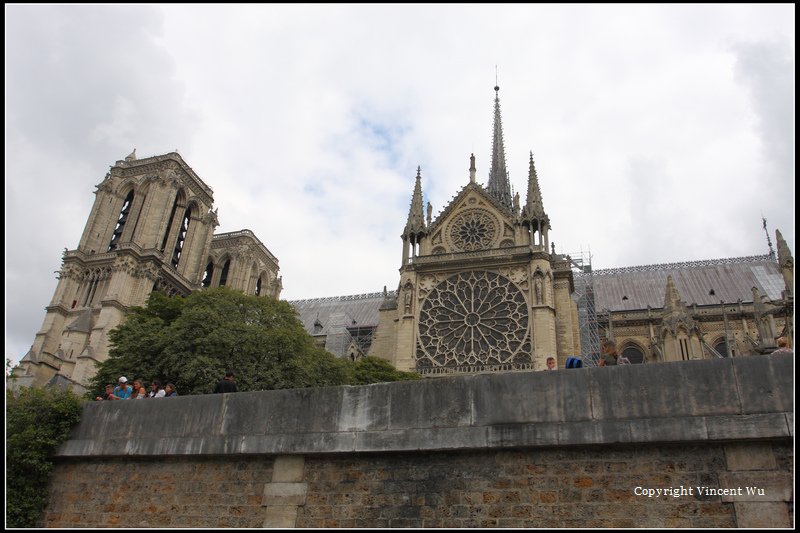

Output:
xmin=323 ymin=312 xmax=378 ymax=361
xmin=567 ymin=246 xmax=601 ymax=367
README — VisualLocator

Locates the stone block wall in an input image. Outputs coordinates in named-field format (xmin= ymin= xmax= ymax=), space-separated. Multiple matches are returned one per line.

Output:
xmin=40 ymin=442 xmax=792 ymax=528
xmin=39 ymin=354 xmax=793 ymax=528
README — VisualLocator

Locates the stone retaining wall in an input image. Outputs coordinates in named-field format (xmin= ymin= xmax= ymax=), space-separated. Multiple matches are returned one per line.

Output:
xmin=40 ymin=354 xmax=794 ymax=527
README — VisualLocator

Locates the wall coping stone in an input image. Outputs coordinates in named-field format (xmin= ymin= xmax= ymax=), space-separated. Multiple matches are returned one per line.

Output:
xmin=57 ymin=354 xmax=793 ymax=457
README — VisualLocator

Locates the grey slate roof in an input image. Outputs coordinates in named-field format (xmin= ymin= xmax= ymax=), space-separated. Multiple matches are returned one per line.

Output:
xmin=590 ymin=255 xmax=783 ymax=312
xmin=288 ymin=256 xmax=783 ymax=338
xmin=289 ymin=291 xmax=397 ymax=336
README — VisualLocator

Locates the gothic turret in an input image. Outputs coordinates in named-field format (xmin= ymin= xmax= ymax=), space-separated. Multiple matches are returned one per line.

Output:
xmin=401 ymin=167 xmax=427 ymax=265
xmin=663 ymin=275 xmax=683 ymax=311
xmin=403 ymin=167 xmax=426 ymax=237
xmin=776 ymin=229 xmax=794 ymax=296
xmin=487 ymin=85 xmax=513 ymax=210
xmin=521 ymin=152 xmax=550 ymax=249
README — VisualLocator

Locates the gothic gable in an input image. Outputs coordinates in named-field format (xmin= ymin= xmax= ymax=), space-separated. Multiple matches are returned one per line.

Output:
xmin=428 ymin=183 xmax=516 ymax=255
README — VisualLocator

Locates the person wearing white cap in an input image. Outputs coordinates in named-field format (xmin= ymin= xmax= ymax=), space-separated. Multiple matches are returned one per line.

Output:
xmin=112 ymin=376 xmax=133 ymax=400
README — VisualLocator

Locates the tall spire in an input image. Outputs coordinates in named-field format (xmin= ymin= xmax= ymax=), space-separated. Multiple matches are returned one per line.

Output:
xmin=487 ymin=84 xmax=513 ymax=209
xmin=522 ymin=152 xmax=547 ymax=220
xmin=403 ymin=166 xmax=426 ymax=237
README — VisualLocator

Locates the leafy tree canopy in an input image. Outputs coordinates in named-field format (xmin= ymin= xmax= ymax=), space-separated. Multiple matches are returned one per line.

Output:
xmin=88 ymin=288 xmax=416 ymax=399
xmin=6 ymin=387 xmax=83 ymax=527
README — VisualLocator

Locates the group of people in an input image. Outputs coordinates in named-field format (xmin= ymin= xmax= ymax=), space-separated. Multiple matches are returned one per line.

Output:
xmin=95 ymin=376 xmax=177 ymax=401
xmin=95 ymin=371 xmax=238 ymax=401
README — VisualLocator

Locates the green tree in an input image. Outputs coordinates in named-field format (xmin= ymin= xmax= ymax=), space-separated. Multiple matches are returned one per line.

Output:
xmin=88 ymin=288 xmax=415 ymax=399
xmin=6 ymin=387 xmax=83 ymax=527
xmin=351 ymin=356 xmax=420 ymax=385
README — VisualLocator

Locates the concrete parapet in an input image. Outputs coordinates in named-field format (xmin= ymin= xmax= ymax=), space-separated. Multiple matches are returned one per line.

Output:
xmin=58 ymin=354 xmax=793 ymax=458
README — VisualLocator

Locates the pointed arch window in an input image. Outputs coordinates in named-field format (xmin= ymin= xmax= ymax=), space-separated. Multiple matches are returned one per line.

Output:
xmin=255 ymin=276 xmax=262 ymax=296
xmin=201 ymin=261 xmax=214 ymax=288
xmin=171 ymin=206 xmax=192 ymax=268
xmin=108 ymin=191 xmax=134 ymax=251
xmin=160 ymin=197 xmax=180 ymax=251
xmin=219 ymin=259 xmax=231 ymax=287
xmin=621 ymin=345 xmax=644 ymax=364
xmin=713 ymin=339 xmax=730 ymax=357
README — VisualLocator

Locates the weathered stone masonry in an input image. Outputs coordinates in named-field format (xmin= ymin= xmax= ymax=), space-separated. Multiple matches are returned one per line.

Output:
xmin=41 ymin=354 xmax=793 ymax=528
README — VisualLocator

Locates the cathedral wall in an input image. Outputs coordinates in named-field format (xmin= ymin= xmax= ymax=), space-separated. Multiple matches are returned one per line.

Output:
xmin=552 ymin=278 xmax=577 ymax=359
xmin=31 ymin=308 xmax=69 ymax=356
xmin=41 ymin=355 xmax=793 ymax=528
xmin=367 ymin=307 xmax=399 ymax=367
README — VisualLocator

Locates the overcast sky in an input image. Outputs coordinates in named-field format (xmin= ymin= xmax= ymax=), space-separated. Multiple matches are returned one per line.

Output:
xmin=5 ymin=5 xmax=795 ymax=366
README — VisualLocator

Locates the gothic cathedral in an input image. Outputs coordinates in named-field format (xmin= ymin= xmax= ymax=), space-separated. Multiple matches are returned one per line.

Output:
xmin=369 ymin=86 xmax=580 ymax=374
xmin=16 ymin=151 xmax=281 ymax=391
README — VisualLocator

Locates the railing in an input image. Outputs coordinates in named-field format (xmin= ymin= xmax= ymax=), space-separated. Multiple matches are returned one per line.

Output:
xmin=213 ymin=229 xmax=279 ymax=263
xmin=416 ymin=362 xmax=536 ymax=375
xmin=290 ymin=291 xmax=397 ymax=304
xmin=593 ymin=254 xmax=775 ymax=276
xmin=411 ymin=245 xmax=538 ymax=265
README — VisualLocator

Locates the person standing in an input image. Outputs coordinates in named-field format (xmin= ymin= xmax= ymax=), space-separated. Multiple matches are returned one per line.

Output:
xmin=112 ymin=377 xmax=133 ymax=399
xmin=214 ymin=371 xmax=238 ymax=393
xmin=95 ymin=384 xmax=115 ymax=401
xmin=132 ymin=379 xmax=147 ymax=399
xmin=771 ymin=337 xmax=794 ymax=356
xmin=598 ymin=340 xmax=619 ymax=367
xmin=148 ymin=380 xmax=166 ymax=398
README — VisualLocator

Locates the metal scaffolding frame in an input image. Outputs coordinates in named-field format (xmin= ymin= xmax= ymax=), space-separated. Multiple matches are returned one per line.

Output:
xmin=567 ymin=246 xmax=601 ymax=367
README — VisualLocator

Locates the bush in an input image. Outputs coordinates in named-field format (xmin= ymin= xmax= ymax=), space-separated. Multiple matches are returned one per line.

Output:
xmin=6 ymin=387 xmax=83 ymax=527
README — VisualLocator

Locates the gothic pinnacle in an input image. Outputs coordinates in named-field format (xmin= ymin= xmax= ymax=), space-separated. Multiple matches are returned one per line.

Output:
xmin=522 ymin=151 xmax=548 ymax=226
xmin=403 ymin=166 xmax=426 ymax=237
xmin=487 ymin=84 xmax=512 ymax=210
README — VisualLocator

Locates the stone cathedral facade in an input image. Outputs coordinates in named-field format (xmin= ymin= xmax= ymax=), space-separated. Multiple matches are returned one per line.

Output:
xmin=368 ymin=86 xmax=579 ymax=374
xmin=16 ymin=151 xmax=281 ymax=391
xmin=16 ymin=86 xmax=794 ymax=390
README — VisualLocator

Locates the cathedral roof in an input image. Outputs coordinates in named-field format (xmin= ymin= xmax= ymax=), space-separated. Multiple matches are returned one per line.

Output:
xmin=290 ymin=291 xmax=397 ymax=337
xmin=212 ymin=229 xmax=279 ymax=266
xmin=589 ymin=255 xmax=784 ymax=312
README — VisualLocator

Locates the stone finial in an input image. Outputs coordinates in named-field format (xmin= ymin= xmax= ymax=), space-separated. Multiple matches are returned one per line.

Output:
xmin=469 ymin=153 xmax=476 ymax=183
xmin=125 ymin=148 xmax=137 ymax=162
xmin=663 ymin=275 xmax=683 ymax=310
xmin=403 ymin=167 xmax=426 ymax=238
xmin=776 ymin=229 xmax=794 ymax=295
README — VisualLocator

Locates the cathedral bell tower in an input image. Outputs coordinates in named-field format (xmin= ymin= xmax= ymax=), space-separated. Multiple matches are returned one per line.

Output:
xmin=370 ymin=86 xmax=579 ymax=375
xmin=18 ymin=151 xmax=219 ymax=391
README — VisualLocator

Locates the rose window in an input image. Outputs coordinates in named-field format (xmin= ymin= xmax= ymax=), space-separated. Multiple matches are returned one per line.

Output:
xmin=449 ymin=210 xmax=497 ymax=251
xmin=417 ymin=271 xmax=530 ymax=368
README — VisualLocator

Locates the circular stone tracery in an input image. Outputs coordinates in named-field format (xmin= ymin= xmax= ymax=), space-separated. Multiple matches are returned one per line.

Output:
xmin=417 ymin=271 xmax=529 ymax=367
xmin=448 ymin=210 xmax=497 ymax=251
